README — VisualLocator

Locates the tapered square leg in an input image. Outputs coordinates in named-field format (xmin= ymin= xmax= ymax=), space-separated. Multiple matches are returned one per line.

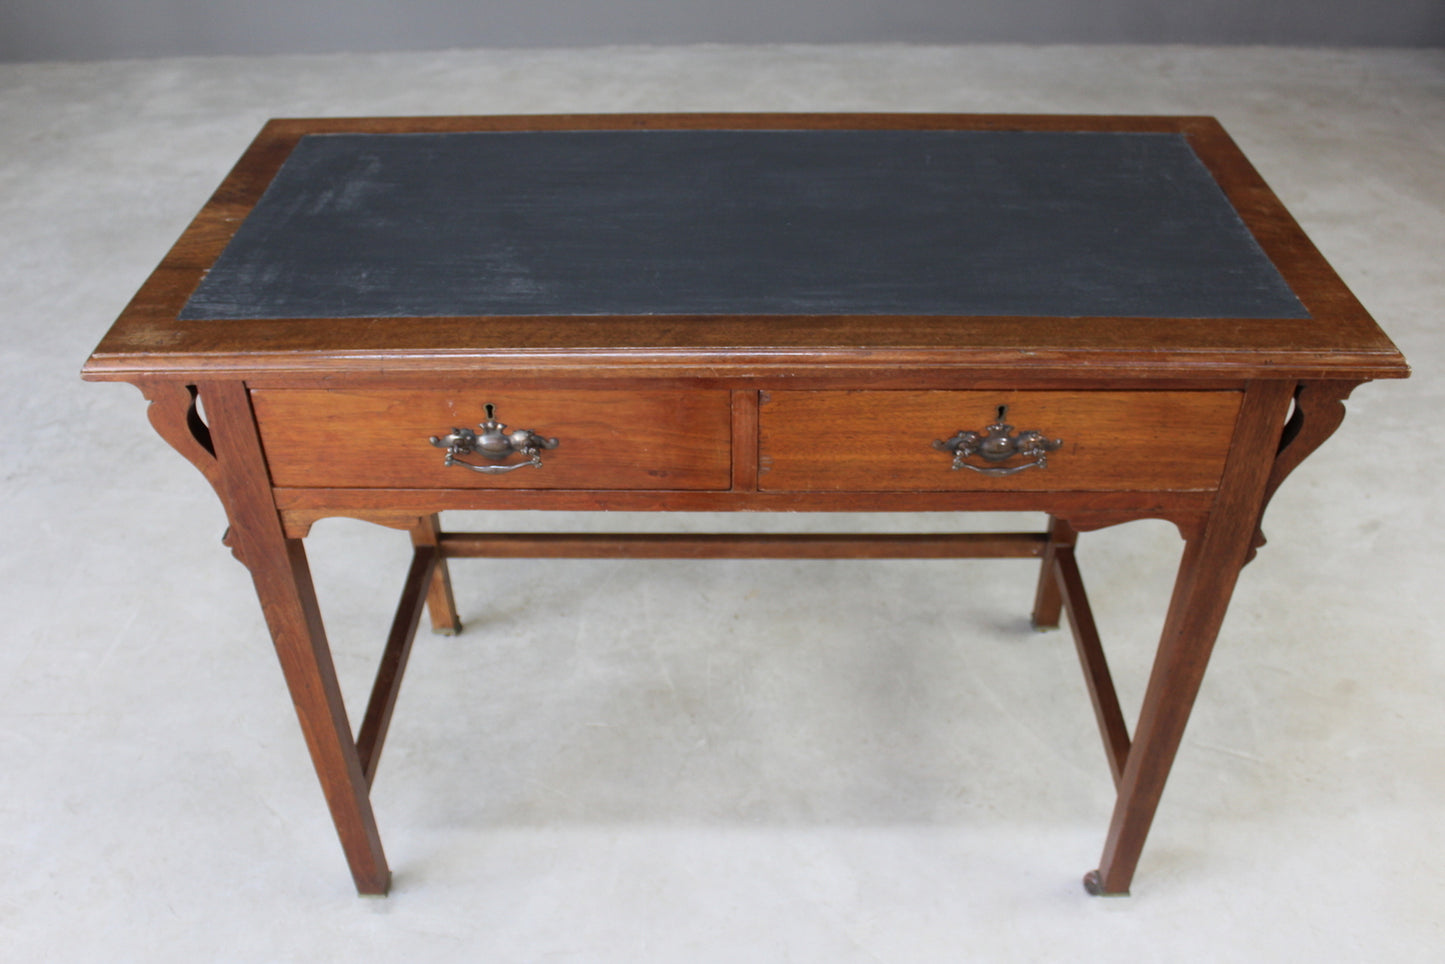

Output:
xmin=412 ymin=514 xmax=462 ymax=635
xmin=1030 ymin=516 xmax=1077 ymax=630
xmin=204 ymin=382 xmax=391 ymax=895
xmin=1087 ymin=380 xmax=1294 ymax=896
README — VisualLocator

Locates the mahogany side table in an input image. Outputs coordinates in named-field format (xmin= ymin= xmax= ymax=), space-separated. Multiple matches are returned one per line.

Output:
xmin=82 ymin=113 xmax=1408 ymax=896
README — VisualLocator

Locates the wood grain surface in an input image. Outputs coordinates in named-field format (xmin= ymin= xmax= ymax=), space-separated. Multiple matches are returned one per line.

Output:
xmin=758 ymin=389 xmax=1241 ymax=491
xmin=252 ymin=388 xmax=732 ymax=489
xmin=81 ymin=113 xmax=1408 ymax=384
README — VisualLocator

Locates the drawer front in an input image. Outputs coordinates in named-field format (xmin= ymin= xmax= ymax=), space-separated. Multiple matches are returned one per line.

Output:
xmin=758 ymin=390 xmax=1242 ymax=492
xmin=253 ymin=389 xmax=733 ymax=490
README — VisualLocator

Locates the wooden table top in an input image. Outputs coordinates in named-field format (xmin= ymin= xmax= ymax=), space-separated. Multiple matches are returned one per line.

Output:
xmin=83 ymin=113 xmax=1408 ymax=384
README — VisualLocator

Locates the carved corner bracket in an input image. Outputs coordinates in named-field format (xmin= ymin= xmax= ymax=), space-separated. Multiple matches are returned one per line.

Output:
xmin=279 ymin=510 xmax=434 ymax=541
xmin=1057 ymin=510 xmax=1208 ymax=544
xmin=137 ymin=381 xmax=248 ymax=565
xmin=1248 ymin=380 xmax=1360 ymax=562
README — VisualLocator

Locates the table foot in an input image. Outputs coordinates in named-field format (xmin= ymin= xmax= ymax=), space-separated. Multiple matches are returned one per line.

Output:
xmin=357 ymin=871 xmax=393 ymax=897
xmin=1083 ymin=870 xmax=1129 ymax=897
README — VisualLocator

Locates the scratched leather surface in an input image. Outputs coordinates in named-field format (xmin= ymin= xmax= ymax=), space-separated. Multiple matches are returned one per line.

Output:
xmin=180 ymin=129 xmax=1308 ymax=321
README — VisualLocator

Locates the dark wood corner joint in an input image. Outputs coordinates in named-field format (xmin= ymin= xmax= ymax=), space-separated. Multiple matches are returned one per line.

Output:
xmin=83 ymin=113 xmax=1407 ymax=898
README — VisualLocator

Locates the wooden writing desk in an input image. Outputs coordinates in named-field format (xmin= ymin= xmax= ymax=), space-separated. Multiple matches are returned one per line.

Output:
xmin=82 ymin=114 xmax=1408 ymax=896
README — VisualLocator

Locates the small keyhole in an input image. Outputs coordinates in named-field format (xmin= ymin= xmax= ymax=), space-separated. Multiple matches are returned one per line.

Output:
xmin=996 ymin=405 xmax=1008 ymax=422
xmin=485 ymin=403 xmax=496 ymax=420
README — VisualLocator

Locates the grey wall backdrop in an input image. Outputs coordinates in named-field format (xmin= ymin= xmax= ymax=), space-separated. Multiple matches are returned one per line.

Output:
xmin=4 ymin=0 xmax=1444 ymax=62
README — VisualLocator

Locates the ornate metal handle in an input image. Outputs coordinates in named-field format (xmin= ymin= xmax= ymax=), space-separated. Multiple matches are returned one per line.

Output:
xmin=429 ymin=404 xmax=558 ymax=474
xmin=933 ymin=406 xmax=1063 ymax=477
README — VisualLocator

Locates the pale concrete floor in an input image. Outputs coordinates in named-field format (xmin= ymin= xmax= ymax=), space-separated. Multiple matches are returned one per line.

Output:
xmin=2 ymin=43 xmax=1442 ymax=962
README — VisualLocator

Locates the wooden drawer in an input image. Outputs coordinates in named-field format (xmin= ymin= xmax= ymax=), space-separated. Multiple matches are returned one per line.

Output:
xmin=252 ymin=389 xmax=733 ymax=489
xmin=758 ymin=390 xmax=1242 ymax=492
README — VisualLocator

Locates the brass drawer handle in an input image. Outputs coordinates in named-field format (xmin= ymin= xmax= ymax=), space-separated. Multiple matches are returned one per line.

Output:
xmin=429 ymin=404 xmax=559 ymax=474
xmin=933 ymin=406 xmax=1063 ymax=477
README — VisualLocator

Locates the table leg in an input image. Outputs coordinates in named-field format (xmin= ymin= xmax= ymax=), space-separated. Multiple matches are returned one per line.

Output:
xmin=1030 ymin=516 xmax=1077 ymax=630
xmin=202 ymin=382 xmax=391 ymax=895
xmin=1086 ymin=379 xmax=1294 ymax=895
xmin=411 ymin=514 xmax=462 ymax=635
